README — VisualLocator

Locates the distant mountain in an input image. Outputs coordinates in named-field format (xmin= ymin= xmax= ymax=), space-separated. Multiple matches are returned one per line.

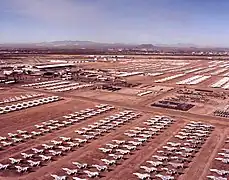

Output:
xmin=0 ymin=40 xmax=229 ymax=51
xmin=137 ymin=44 xmax=156 ymax=49
xmin=0 ymin=40 xmax=136 ymax=49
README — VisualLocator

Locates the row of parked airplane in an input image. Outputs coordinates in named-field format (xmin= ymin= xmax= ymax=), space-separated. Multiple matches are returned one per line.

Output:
xmin=50 ymin=114 xmax=164 ymax=180
xmin=63 ymin=104 xmax=114 ymax=120
xmin=0 ymin=93 xmax=43 ymax=105
xmin=21 ymin=80 xmax=61 ymax=87
xmin=74 ymin=110 xmax=141 ymax=141
xmin=95 ymin=116 xmax=173 ymax=180
xmin=0 ymin=96 xmax=61 ymax=114
xmin=133 ymin=121 xmax=214 ymax=179
xmin=51 ymin=160 xmax=111 ymax=179
xmin=1 ymin=110 xmax=140 ymax=175
xmin=206 ymin=137 xmax=229 ymax=180
xmin=0 ymin=104 xmax=114 ymax=151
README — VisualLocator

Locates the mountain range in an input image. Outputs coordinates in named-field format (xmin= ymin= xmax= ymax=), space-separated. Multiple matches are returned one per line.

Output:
xmin=0 ymin=40 xmax=228 ymax=51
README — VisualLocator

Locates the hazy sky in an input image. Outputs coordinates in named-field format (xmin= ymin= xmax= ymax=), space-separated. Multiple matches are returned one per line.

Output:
xmin=1 ymin=0 xmax=229 ymax=46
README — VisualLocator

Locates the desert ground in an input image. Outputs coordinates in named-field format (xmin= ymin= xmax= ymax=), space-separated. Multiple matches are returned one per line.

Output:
xmin=0 ymin=55 xmax=229 ymax=180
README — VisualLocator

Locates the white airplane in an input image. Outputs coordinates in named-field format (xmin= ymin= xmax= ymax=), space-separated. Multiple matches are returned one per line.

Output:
xmin=133 ymin=137 xmax=147 ymax=142
xmin=128 ymin=130 xmax=141 ymax=134
xmin=146 ymin=161 xmax=163 ymax=167
xmin=49 ymin=150 xmax=62 ymax=156
xmin=50 ymin=174 xmax=67 ymax=180
xmin=174 ymin=135 xmax=187 ymax=140
xmin=66 ymin=142 xmax=79 ymax=147
xmin=153 ymin=125 xmax=164 ymax=129
xmin=157 ymin=150 xmax=165 ymax=154
xmin=122 ymin=145 xmax=136 ymax=151
xmin=51 ymin=140 xmax=63 ymax=145
xmin=42 ymin=144 xmax=54 ymax=149
xmin=218 ymin=152 xmax=229 ymax=157
xmin=17 ymin=130 xmax=28 ymax=134
xmin=181 ymin=147 xmax=195 ymax=153
xmin=193 ymin=133 xmax=207 ymax=137
xmin=42 ymin=122 xmax=52 ymax=126
xmin=106 ymin=143 xmax=119 ymax=149
xmin=31 ymin=131 xmax=42 ymax=136
xmin=32 ymin=148 xmax=44 ymax=154
xmin=144 ymin=122 xmax=155 ymax=126
xmin=75 ymin=130 xmax=86 ymax=135
xmin=8 ymin=133 xmax=18 ymax=137
xmin=112 ymin=140 xmax=125 ymax=145
xmin=101 ymin=159 xmax=116 ymax=166
xmin=58 ymin=146 xmax=71 ymax=152
xmin=83 ymin=170 xmax=99 ymax=178
xmin=49 ymin=120 xmax=59 ymax=124
xmin=81 ymin=127 xmax=92 ymax=131
xmin=155 ymin=174 xmax=174 ymax=180
xmin=34 ymin=124 xmax=44 ymax=129
xmin=92 ymin=164 xmax=108 ymax=171
xmin=140 ymin=166 xmax=157 ymax=173
xmin=161 ymin=168 xmax=177 ymax=175
xmin=55 ymin=123 xmax=65 ymax=127
xmin=168 ymin=162 xmax=184 ymax=169
xmin=0 ymin=163 xmax=9 ymax=170
xmin=95 ymin=128 xmax=106 ymax=133
xmin=179 ymin=132 xmax=190 ymax=136
xmin=62 ymin=167 xmax=78 ymax=175
xmin=21 ymin=134 xmax=33 ymax=139
xmin=175 ymin=151 xmax=192 ymax=157
xmin=162 ymin=146 xmax=177 ymax=152
xmin=72 ymin=177 xmax=87 ymax=180
xmin=138 ymin=134 xmax=152 ymax=139
xmin=15 ymin=166 xmax=29 ymax=173
xmin=59 ymin=137 xmax=71 ymax=142
xmin=170 ymin=156 xmax=179 ymax=160
xmin=108 ymin=154 xmax=123 ymax=160
xmin=74 ymin=138 xmax=87 ymax=143
xmin=152 ymin=155 xmax=168 ymax=161
xmin=27 ymin=160 xmax=41 ymax=167
xmin=124 ymin=132 xmax=137 ymax=137
xmin=207 ymin=176 xmax=227 ymax=180
xmin=40 ymin=128 xmax=51 ymax=133
xmin=47 ymin=126 xmax=58 ymax=130
xmin=133 ymin=172 xmax=150 ymax=180
xmin=99 ymin=148 xmax=113 ymax=153
xmin=88 ymin=124 xmax=98 ymax=128
xmin=148 ymin=127 xmax=160 ymax=132
xmin=188 ymin=139 xmax=202 ymax=144
xmin=210 ymin=169 xmax=229 ymax=176
xmin=167 ymin=142 xmax=181 ymax=147
xmin=21 ymin=153 xmax=34 ymax=159
xmin=0 ymin=136 xmax=7 ymax=140
xmin=12 ymin=138 xmax=23 ymax=143
xmin=195 ymin=129 xmax=209 ymax=134
xmin=63 ymin=115 xmax=72 ymax=119
xmin=72 ymin=162 xmax=88 ymax=169
xmin=1 ymin=141 xmax=13 ymax=147
xmin=9 ymin=158 xmax=22 ymax=164
xmin=62 ymin=121 xmax=72 ymax=125
xmin=82 ymin=135 xmax=95 ymax=140
xmin=128 ymin=141 xmax=142 ymax=146
xmin=222 ymin=148 xmax=229 ymax=153
xmin=215 ymin=158 xmax=229 ymax=164
xmin=39 ymin=155 xmax=52 ymax=161
xmin=87 ymin=131 xmax=100 ymax=136
xmin=116 ymin=149 xmax=130 ymax=155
